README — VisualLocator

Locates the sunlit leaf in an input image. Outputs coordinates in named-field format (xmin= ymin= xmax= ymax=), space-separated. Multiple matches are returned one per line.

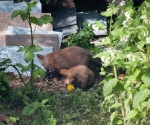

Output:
xmin=133 ymin=89 xmax=150 ymax=107
xmin=103 ymin=78 xmax=118 ymax=96
xmin=24 ymin=50 xmax=34 ymax=63
xmin=125 ymin=110 xmax=138 ymax=120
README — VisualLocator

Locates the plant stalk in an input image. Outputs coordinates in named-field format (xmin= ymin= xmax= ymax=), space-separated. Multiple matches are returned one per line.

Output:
xmin=28 ymin=12 xmax=34 ymax=86
xmin=120 ymin=97 xmax=126 ymax=125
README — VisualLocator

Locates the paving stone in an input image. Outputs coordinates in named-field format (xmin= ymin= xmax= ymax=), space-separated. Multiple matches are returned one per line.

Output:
xmin=0 ymin=13 xmax=53 ymax=46
xmin=6 ymin=26 xmax=62 ymax=49
xmin=0 ymin=1 xmax=41 ymax=13
xmin=0 ymin=46 xmax=53 ymax=76
xmin=51 ymin=7 xmax=77 ymax=29
xmin=54 ymin=25 xmax=78 ymax=37
xmin=51 ymin=7 xmax=78 ymax=36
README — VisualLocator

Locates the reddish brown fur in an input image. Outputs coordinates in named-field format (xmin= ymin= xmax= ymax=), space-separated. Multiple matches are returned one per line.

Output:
xmin=37 ymin=46 xmax=101 ymax=70
xmin=0 ymin=113 xmax=11 ymax=124
xmin=59 ymin=65 xmax=94 ymax=91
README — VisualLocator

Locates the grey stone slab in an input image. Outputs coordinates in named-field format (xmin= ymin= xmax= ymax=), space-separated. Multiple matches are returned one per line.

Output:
xmin=6 ymin=26 xmax=63 ymax=49
xmin=54 ymin=25 xmax=78 ymax=37
xmin=77 ymin=10 xmax=107 ymax=35
xmin=0 ymin=1 xmax=41 ymax=12
xmin=51 ymin=7 xmax=77 ymax=29
xmin=0 ymin=46 xmax=53 ymax=76
xmin=6 ymin=34 xmax=59 ymax=51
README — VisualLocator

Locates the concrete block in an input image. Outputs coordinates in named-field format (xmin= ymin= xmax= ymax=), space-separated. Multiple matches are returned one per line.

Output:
xmin=0 ymin=13 xmax=53 ymax=46
xmin=6 ymin=26 xmax=62 ymax=49
xmin=51 ymin=7 xmax=77 ymax=29
xmin=6 ymin=34 xmax=59 ymax=51
xmin=0 ymin=46 xmax=53 ymax=76
xmin=54 ymin=25 xmax=78 ymax=37
xmin=0 ymin=1 xmax=41 ymax=13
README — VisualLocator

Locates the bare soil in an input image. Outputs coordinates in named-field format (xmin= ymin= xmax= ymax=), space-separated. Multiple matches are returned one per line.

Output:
xmin=6 ymin=71 xmax=104 ymax=93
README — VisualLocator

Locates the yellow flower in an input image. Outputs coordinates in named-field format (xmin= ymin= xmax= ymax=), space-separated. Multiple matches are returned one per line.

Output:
xmin=67 ymin=84 xmax=74 ymax=92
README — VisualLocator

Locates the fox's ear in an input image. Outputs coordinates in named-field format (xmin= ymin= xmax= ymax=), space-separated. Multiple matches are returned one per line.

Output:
xmin=37 ymin=54 xmax=44 ymax=60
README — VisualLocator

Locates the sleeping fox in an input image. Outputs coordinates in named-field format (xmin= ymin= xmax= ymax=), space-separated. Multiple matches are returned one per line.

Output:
xmin=37 ymin=46 xmax=101 ymax=70
xmin=59 ymin=65 xmax=94 ymax=91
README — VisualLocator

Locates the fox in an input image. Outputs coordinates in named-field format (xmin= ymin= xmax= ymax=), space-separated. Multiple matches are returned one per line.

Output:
xmin=0 ymin=113 xmax=12 ymax=124
xmin=37 ymin=46 xmax=101 ymax=71
xmin=59 ymin=65 xmax=94 ymax=91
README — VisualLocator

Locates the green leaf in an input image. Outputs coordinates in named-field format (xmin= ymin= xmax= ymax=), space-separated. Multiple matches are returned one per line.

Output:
xmin=103 ymin=78 xmax=118 ymax=96
xmin=105 ymin=94 xmax=114 ymax=101
xmin=32 ymin=69 xmax=39 ymax=80
xmin=17 ymin=46 xmax=29 ymax=52
xmin=29 ymin=45 xmax=42 ymax=53
xmin=94 ymin=51 xmax=110 ymax=58
xmin=101 ymin=11 xmax=112 ymax=17
xmin=113 ymin=14 xmax=125 ymax=28
xmin=23 ymin=46 xmax=42 ymax=63
xmin=27 ymin=1 xmax=37 ymax=9
xmin=21 ymin=64 xmax=32 ymax=73
xmin=20 ymin=10 xmax=29 ymax=21
xmin=37 ymin=68 xmax=46 ymax=78
xmin=113 ymin=81 xmax=125 ymax=92
xmin=125 ymin=110 xmax=138 ymax=120
xmin=24 ymin=50 xmax=34 ymax=63
xmin=141 ymin=73 xmax=150 ymax=87
xmin=95 ymin=21 xmax=105 ymax=30
xmin=0 ymin=85 xmax=6 ymax=91
xmin=22 ymin=106 xmax=35 ymax=116
xmin=3 ymin=76 xmax=10 ymax=83
xmin=110 ymin=103 xmax=122 ymax=109
xmin=111 ymin=28 xmax=124 ymax=37
xmin=22 ymin=101 xmax=40 ymax=116
xmin=16 ymin=63 xmax=24 ymax=68
xmin=30 ymin=16 xmax=38 ymax=24
xmin=36 ymin=15 xmax=53 ymax=26
xmin=11 ymin=10 xmax=22 ymax=19
xmin=145 ymin=1 xmax=150 ymax=8
xmin=110 ymin=111 xmax=118 ymax=123
xmin=41 ymin=99 xmax=49 ymax=105
xmin=133 ymin=89 xmax=150 ymax=107
xmin=33 ymin=68 xmax=46 ymax=80
xmin=134 ymin=15 xmax=141 ymax=27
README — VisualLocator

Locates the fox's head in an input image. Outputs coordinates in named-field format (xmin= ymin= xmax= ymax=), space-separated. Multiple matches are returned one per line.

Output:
xmin=37 ymin=54 xmax=49 ymax=70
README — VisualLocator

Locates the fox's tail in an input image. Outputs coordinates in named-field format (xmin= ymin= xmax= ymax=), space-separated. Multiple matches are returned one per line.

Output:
xmin=91 ymin=57 xmax=101 ymax=67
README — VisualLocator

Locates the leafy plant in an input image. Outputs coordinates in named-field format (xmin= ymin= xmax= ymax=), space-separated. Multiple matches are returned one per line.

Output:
xmin=22 ymin=99 xmax=56 ymax=125
xmin=11 ymin=0 xmax=53 ymax=88
xmin=94 ymin=1 xmax=150 ymax=124
xmin=0 ymin=57 xmax=12 ymax=98
xmin=62 ymin=21 xmax=104 ymax=55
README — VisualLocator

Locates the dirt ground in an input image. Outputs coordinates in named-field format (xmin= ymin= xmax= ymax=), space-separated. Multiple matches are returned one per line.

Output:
xmin=6 ymin=70 xmax=104 ymax=93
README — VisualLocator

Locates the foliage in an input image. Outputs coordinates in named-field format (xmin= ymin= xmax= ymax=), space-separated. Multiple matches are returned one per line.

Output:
xmin=0 ymin=57 xmax=12 ymax=98
xmin=2 ymin=84 xmax=109 ymax=125
xmin=94 ymin=0 xmax=150 ymax=124
xmin=0 ymin=1 xmax=57 ymax=124
xmin=62 ymin=22 xmax=104 ymax=55
xmin=22 ymin=99 xmax=56 ymax=125
xmin=11 ymin=0 xmax=53 ymax=87
xmin=3 ymin=84 xmax=105 ymax=124
xmin=46 ymin=84 xmax=107 ymax=125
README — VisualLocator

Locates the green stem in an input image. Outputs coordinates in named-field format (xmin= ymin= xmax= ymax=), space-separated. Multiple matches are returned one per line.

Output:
xmin=146 ymin=44 xmax=150 ymax=69
xmin=113 ymin=65 xmax=117 ymax=78
xmin=120 ymin=97 xmax=126 ymax=125
xmin=109 ymin=15 xmax=112 ymax=33
xmin=28 ymin=13 xmax=34 ymax=86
